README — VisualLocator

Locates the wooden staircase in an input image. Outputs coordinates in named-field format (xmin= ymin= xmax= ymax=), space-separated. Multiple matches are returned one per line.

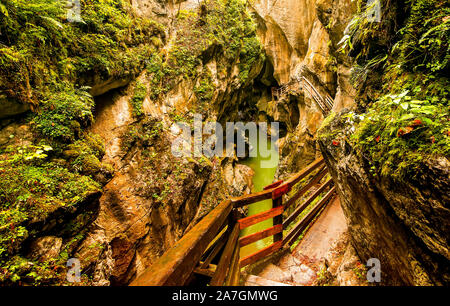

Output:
xmin=272 ymin=75 xmax=334 ymax=116
xmin=130 ymin=157 xmax=337 ymax=286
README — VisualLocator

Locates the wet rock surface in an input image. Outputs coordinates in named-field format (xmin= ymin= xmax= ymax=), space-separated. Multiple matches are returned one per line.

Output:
xmin=318 ymin=111 xmax=450 ymax=285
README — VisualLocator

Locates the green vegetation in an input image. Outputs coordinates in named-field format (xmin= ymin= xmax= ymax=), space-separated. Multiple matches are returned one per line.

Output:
xmin=0 ymin=0 xmax=263 ymax=285
xmin=0 ymin=0 xmax=164 ymax=141
xmin=334 ymin=0 xmax=449 ymax=178
xmin=146 ymin=0 xmax=264 ymax=104
xmin=0 ymin=144 xmax=101 ymax=253
xmin=130 ymin=81 xmax=147 ymax=118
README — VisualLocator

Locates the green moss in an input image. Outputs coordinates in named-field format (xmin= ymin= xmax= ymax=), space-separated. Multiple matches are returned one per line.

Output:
xmin=130 ymin=81 xmax=147 ymax=118
xmin=0 ymin=144 xmax=101 ymax=260
xmin=32 ymin=84 xmax=94 ymax=142
xmin=341 ymin=0 xmax=449 ymax=178
xmin=121 ymin=117 xmax=164 ymax=150
xmin=318 ymin=111 xmax=337 ymax=137
xmin=64 ymin=133 xmax=112 ymax=176
xmin=146 ymin=0 xmax=264 ymax=102
xmin=0 ymin=0 xmax=164 ymax=139
xmin=194 ymin=70 xmax=216 ymax=112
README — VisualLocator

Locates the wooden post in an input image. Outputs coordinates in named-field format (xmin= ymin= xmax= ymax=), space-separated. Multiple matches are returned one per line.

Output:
xmin=272 ymin=196 xmax=283 ymax=243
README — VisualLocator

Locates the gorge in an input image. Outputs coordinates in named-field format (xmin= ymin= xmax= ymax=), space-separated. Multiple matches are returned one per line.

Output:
xmin=0 ymin=0 xmax=448 ymax=286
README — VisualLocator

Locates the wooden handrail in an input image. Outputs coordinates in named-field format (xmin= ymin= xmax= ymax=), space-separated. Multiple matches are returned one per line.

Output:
xmin=200 ymin=229 xmax=228 ymax=269
xmin=284 ymin=166 xmax=327 ymax=210
xmin=283 ymin=157 xmax=325 ymax=188
xmin=232 ymin=188 xmax=273 ymax=208
xmin=130 ymin=157 xmax=337 ymax=286
xmin=239 ymin=241 xmax=283 ymax=268
xmin=231 ymin=157 xmax=325 ymax=208
xmin=130 ymin=200 xmax=232 ymax=286
xmin=238 ymin=206 xmax=284 ymax=230
xmin=283 ymin=187 xmax=336 ymax=246
xmin=283 ymin=178 xmax=333 ymax=229
xmin=224 ymin=240 xmax=240 ymax=286
xmin=210 ymin=223 xmax=240 ymax=286
xmin=239 ymin=224 xmax=283 ymax=247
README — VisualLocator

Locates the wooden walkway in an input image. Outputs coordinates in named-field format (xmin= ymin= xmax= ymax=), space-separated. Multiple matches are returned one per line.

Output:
xmin=272 ymin=75 xmax=334 ymax=115
xmin=243 ymin=196 xmax=347 ymax=286
xmin=130 ymin=157 xmax=338 ymax=286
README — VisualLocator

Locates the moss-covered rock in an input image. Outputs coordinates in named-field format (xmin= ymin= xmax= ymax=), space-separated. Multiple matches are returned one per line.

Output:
xmin=319 ymin=110 xmax=450 ymax=285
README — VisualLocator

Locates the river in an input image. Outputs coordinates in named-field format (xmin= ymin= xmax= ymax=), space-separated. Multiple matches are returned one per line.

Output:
xmin=239 ymin=129 xmax=279 ymax=258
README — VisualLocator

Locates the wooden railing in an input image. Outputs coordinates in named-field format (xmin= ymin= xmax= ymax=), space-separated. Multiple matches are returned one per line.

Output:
xmin=130 ymin=157 xmax=336 ymax=286
xmin=271 ymin=76 xmax=334 ymax=116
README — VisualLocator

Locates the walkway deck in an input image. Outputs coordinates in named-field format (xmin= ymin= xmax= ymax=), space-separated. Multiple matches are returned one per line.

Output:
xmin=244 ymin=197 xmax=348 ymax=286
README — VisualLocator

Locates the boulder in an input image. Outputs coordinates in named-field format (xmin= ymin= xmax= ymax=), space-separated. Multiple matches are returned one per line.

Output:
xmin=0 ymin=94 xmax=30 ymax=119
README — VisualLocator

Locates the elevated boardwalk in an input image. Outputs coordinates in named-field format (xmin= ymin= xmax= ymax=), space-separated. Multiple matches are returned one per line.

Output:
xmin=243 ymin=196 xmax=347 ymax=286
xmin=130 ymin=157 xmax=340 ymax=286
xmin=272 ymin=73 xmax=334 ymax=116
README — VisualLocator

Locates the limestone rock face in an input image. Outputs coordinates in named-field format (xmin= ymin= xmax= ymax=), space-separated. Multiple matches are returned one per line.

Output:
xmin=252 ymin=0 xmax=357 ymax=178
xmin=252 ymin=0 xmax=316 ymax=84
xmin=224 ymin=161 xmax=255 ymax=197
xmin=318 ymin=111 xmax=450 ymax=285
xmin=75 ymin=84 xmax=229 ymax=285
xmin=28 ymin=236 xmax=63 ymax=261
xmin=0 ymin=94 xmax=30 ymax=119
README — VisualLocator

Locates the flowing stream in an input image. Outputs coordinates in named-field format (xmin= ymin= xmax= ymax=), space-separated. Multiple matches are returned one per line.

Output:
xmin=239 ymin=130 xmax=279 ymax=258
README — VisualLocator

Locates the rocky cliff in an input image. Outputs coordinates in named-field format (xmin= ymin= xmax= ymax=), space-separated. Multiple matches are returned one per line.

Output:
xmin=0 ymin=0 xmax=358 ymax=285
xmin=2 ymin=0 xmax=446 ymax=287
xmin=319 ymin=112 xmax=449 ymax=285
xmin=250 ymin=0 xmax=357 ymax=176
xmin=318 ymin=0 xmax=450 ymax=285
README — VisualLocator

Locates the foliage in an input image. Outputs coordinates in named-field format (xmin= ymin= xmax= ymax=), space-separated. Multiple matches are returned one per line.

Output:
xmin=64 ymin=133 xmax=113 ymax=175
xmin=146 ymin=0 xmax=264 ymax=102
xmin=0 ymin=0 xmax=164 ymax=139
xmin=32 ymin=84 xmax=94 ymax=142
xmin=336 ymin=0 xmax=450 ymax=178
xmin=0 ymin=144 xmax=101 ymax=260
xmin=130 ymin=81 xmax=147 ymax=118
xmin=194 ymin=69 xmax=216 ymax=114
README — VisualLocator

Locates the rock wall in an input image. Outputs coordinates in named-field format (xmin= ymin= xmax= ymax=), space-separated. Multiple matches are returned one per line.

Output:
xmin=0 ymin=0 xmax=264 ymax=285
xmin=319 ymin=111 xmax=450 ymax=285
xmin=250 ymin=0 xmax=356 ymax=176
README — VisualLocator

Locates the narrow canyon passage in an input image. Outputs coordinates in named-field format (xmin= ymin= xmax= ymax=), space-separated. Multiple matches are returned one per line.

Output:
xmin=1 ymin=0 xmax=448 ymax=288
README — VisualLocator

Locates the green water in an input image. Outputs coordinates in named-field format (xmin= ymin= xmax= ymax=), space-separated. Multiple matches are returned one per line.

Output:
xmin=240 ymin=130 xmax=279 ymax=258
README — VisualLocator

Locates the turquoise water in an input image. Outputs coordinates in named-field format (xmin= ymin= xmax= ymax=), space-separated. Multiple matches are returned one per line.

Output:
xmin=240 ymin=130 xmax=279 ymax=258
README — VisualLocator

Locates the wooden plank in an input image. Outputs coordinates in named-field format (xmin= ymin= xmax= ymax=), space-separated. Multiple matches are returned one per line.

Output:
xmin=272 ymin=183 xmax=291 ymax=199
xmin=283 ymin=178 xmax=333 ymax=229
xmin=284 ymin=166 xmax=327 ymax=210
xmin=201 ymin=223 xmax=228 ymax=259
xmin=200 ymin=231 xmax=228 ymax=268
xmin=232 ymin=158 xmax=324 ymax=208
xmin=284 ymin=158 xmax=325 ymax=188
xmin=272 ymin=197 xmax=283 ymax=242
xmin=239 ymin=241 xmax=283 ymax=268
xmin=210 ymin=223 xmax=240 ymax=286
xmin=283 ymin=187 xmax=335 ymax=246
xmin=237 ymin=206 xmax=284 ymax=230
xmin=239 ymin=224 xmax=283 ymax=247
xmin=231 ymin=189 xmax=272 ymax=208
xmin=194 ymin=264 xmax=217 ymax=278
xmin=224 ymin=242 xmax=240 ymax=286
xmin=130 ymin=200 xmax=232 ymax=286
